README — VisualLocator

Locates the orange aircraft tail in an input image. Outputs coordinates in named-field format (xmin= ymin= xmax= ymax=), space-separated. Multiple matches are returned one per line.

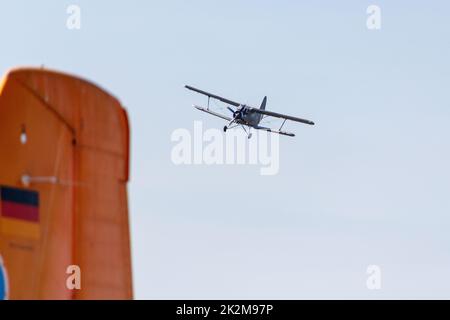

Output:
xmin=0 ymin=68 xmax=132 ymax=299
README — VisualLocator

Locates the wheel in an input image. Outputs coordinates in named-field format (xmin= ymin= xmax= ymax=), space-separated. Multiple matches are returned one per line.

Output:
xmin=223 ymin=126 xmax=227 ymax=132
xmin=248 ymin=133 xmax=252 ymax=139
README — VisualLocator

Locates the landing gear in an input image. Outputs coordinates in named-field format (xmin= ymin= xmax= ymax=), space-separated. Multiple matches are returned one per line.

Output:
xmin=242 ymin=126 xmax=252 ymax=139
xmin=223 ymin=126 xmax=227 ymax=132
xmin=234 ymin=125 xmax=253 ymax=139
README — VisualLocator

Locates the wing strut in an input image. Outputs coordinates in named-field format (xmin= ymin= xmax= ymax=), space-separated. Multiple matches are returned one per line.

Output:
xmin=279 ymin=119 xmax=287 ymax=131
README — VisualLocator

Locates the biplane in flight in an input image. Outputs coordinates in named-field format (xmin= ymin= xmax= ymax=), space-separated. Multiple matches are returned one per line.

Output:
xmin=185 ymin=85 xmax=315 ymax=138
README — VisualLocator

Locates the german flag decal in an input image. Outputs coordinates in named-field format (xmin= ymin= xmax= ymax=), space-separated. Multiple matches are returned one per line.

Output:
xmin=0 ymin=186 xmax=40 ymax=240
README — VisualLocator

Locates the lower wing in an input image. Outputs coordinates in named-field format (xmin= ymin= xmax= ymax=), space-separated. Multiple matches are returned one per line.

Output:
xmin=253 ymin=125 xmax=295 ymax=137
xmin=193 ymin=105 xmax=232 ymax=121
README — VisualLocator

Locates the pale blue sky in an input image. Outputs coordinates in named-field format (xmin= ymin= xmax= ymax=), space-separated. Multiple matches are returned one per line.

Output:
xmin=1 ymin=1 xmax=450 ymax=299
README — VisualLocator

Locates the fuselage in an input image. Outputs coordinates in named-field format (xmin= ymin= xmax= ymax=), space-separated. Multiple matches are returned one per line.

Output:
xmin=234 ymin=105 xmax=262 ymax=127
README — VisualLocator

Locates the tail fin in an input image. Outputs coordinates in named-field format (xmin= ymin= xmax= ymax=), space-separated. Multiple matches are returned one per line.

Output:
xmin=260 ymin=96 xmax=267 ymax=110
xmin=258 ymin=96 xmax=267 ymax=123
xmin=0 ymin=69 xmax=132 ymax=299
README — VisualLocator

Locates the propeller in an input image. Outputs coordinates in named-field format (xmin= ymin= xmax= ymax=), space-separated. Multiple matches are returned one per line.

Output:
xmin=227 ymin=106 xmax=243 ymax=119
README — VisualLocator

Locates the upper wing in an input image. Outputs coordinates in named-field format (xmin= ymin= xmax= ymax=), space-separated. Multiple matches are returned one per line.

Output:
xmin=193 ymin=105 xmax=232 ymax=121
xmin=185 ymin=85 xmax=241 ymax=107
xmin=251 ymin=108 xmax=315 ymax=125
